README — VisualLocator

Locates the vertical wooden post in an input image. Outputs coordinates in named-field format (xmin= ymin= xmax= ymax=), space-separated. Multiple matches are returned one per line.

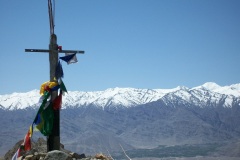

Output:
xmin=47 ymin=34 xmax=60 ymax=151
xmin=25 ymin=34 xmax=84 ymax=152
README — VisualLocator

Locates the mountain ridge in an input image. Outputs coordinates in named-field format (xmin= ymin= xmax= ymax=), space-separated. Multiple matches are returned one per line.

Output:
xmin=0 ymin=82 xmax=240 ymax=110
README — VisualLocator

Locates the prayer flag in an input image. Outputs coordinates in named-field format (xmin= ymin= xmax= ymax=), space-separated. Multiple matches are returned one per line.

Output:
xmin=29 ymin=125 xmax=33 ymax=138
xmin=53 ymin=90 xmax=62 ymax=110
xmin=59 ymin=79 xmax=67 ymax=93
xmin=60 ymin=53 xmax=78 ymax=64
xmin=40 ymin=81 xmax=58 ymax=95
xmin=34 ymin=113 xmax=41 ymax=125
xmin=51 ymin=85 xmax=60 ymax=92
xmin=55 ymin=60 xmax=64 ymax=80
xmin=34 ymin=103 xmax=54 ymax=136
xmin=33 ymin=91 xmax=54 ymax=136
xmin=23 ymin=130 xmax=31 ymax=151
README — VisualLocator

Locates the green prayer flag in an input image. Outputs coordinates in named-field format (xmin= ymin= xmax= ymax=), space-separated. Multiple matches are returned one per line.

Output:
xmin=35 ymin=102 xmax=54 ymax=136
xmin=33 ymin=91 xmax=54 ymax=136
xmin=41 ymin=103 xmax=54 ymax=136
xmin=34 ymin=91 xmax=50 ymax=123
xmin=60 ymin=79 xmax=67 ymax=93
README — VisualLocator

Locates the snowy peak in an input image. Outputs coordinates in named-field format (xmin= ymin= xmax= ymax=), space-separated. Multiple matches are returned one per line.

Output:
xmin=202 ymin=82 xmax=221 ymax=90
xmin=193 ymin=82 xmax=240 ymax=97
xmin=0 ymin=82 xmax=239 ymax=110
xmin=193 ymin=82 xmax=221 ymax=91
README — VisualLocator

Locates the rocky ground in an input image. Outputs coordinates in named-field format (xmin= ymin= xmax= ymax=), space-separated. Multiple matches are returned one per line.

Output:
xmin=2 ymin=138 xmax=113 ymax=160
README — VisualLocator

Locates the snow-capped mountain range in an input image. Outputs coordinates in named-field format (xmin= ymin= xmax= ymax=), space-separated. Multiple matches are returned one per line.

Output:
xmin=1 ymin=82 xmax=240 ymax=157
xmin=0 ymin=82 xmax=239 ymax=110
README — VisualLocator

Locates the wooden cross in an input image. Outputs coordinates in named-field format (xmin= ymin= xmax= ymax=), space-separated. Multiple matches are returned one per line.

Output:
xmin=25 ymin=34 xmax=84 ymax=151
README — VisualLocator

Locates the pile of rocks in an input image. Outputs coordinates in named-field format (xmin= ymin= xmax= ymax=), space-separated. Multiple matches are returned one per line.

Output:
xmin=3 ymin=138 xmax=113 ymax=160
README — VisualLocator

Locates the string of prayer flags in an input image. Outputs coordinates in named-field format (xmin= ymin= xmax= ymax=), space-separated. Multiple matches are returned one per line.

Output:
xmin=12 ymin=55 xmax=71 ymax=159
xmin=60 ymin=53 xmax=78 ymax=64
xmin=11 ymin=74 xmax=69 ymax=159
xmin=12 ymin=40 xmax=80 ymax=159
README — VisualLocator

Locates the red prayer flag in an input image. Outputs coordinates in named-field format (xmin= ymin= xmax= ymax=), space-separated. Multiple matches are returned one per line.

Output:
xmin=53 ymin=90 xmax=62 ymax=110
xmin=23 ymin=130 xmax=31 ymax=151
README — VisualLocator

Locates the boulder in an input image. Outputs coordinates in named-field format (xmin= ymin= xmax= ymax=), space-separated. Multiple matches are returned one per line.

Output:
xmin=69 ymin=152 xmax=86 ymax=159
xmin=44 ymin=150 xmax=71 ymax=160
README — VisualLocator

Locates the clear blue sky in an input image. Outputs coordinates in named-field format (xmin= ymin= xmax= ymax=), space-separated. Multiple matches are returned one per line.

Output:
xmin=0 ymin=0 xmax=239 ymax=94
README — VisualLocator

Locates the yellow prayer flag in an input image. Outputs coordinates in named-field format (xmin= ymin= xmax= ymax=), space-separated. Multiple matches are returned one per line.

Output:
xmin=40 ymin=81 xmax=58 ymax=95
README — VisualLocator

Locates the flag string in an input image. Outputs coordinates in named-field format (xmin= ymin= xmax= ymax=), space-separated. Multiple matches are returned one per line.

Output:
xmin=11 ymin=53 xmax=78 ymax=159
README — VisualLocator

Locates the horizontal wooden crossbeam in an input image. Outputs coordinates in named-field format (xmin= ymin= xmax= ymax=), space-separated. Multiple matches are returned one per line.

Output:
xmin=25 ymin=49 xmax=49 ymax=52
xmin=59 ymin=50 xmax=84 ymax=54
xmin=25 ymin=49 xmax=85 ymax=54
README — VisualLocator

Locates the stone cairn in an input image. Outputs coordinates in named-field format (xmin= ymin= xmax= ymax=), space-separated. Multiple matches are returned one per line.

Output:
xmin=3 ymin=138 xmax=113 ymax=160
